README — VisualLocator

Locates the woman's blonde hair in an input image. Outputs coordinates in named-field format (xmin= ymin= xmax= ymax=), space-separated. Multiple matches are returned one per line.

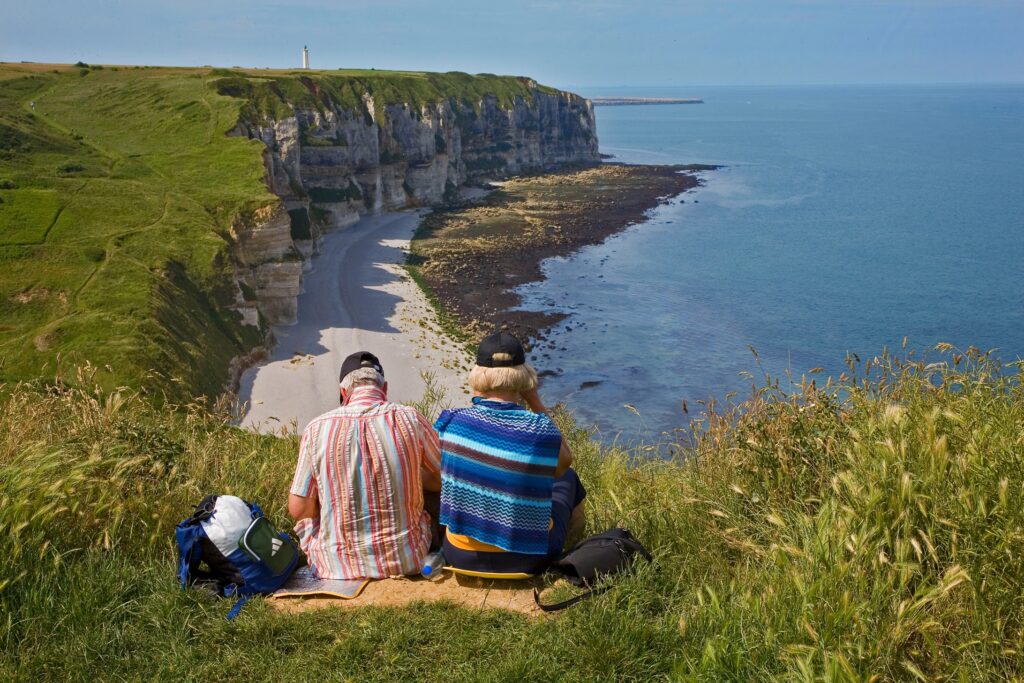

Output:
xmin=468 ymin=362 xmax=538 ymax=394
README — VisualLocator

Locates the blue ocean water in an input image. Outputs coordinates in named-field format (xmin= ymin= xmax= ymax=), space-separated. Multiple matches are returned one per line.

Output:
xmin=517 ymin=85 xmax=1024 ymax=440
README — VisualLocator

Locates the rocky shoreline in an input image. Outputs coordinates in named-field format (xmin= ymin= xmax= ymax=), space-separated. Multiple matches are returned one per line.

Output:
xmin=407 ymin=162 xmax=717 ymax=348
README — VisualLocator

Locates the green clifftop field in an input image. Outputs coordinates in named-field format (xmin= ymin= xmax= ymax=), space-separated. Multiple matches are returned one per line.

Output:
xmin=0 ymin=63 xmax=595 ymax=400
xmin=0 ymin=63 xmax=271 ymax=398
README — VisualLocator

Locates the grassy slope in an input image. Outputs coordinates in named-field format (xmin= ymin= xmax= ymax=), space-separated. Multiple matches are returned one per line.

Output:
xmin=0 ymin=63 xmax=560 ymax=400
xmin=2 ymin=348 xmax=1022 ymax=681
xmin=0 ymin=63 xmax=270 ymax=399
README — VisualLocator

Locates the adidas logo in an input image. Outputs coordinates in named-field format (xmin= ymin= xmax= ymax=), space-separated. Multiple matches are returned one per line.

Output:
xmin=271 ymin=538 xmax=283 ymax=556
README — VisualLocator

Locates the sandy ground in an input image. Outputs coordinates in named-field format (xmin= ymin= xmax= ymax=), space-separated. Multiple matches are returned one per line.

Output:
xmin=270 ymin=573 xmax=547 ymax=618
xmin=238 ymin=211 xmax=472 ymax=434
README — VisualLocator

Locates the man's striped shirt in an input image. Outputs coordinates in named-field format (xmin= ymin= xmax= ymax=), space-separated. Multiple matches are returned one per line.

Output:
xmin=436 ymin=397 xmax=562 ymax=555
xmin=290 ymin=385 xmax=441 ymax=579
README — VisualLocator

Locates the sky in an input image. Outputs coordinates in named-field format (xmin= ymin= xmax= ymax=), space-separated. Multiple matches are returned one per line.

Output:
xmin=2 ymin=0 xmax=1022 ymax=89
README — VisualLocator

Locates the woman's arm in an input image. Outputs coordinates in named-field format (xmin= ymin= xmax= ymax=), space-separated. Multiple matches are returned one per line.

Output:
xmin=520 ymin=387 xmax=548 ymax=414
xmin=554 ymin=439 xmax=573 ymax=477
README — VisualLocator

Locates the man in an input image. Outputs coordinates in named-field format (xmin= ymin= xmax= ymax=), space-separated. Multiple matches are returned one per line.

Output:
xmin=288 ymin=351 xmax=442 ymax=579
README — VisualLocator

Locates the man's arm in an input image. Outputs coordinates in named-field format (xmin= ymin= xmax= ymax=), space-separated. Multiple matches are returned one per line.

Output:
xmin=421 ymin=466 xmax=442 ymax=493
xmin=289 ymin=425 xmax=320 ymax=521
xmin=288 ymin=487 xmax=320 ymax=521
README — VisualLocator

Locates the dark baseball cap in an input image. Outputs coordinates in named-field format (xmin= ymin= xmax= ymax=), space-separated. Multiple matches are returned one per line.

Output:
xmin=339 ymin=351 xmax=384 ymax=382
xmin=476 ymin=331 xmax=526 ymax=368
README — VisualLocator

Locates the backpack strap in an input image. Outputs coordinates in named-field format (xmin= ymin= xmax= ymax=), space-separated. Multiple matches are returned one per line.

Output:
xmin=226 ymin=593 xmax=250 ymax=621
xmin=175 ymin=520 xmax=206 ymax=588
xmin=533 ymin=585 xmax=611 ymax=612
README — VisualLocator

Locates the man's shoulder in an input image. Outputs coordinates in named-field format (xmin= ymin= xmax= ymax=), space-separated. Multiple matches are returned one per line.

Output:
xmin=307 ymin=405 xmax=348 ymax=425
xmin=308 ymin=401 xmax=424 ymax=425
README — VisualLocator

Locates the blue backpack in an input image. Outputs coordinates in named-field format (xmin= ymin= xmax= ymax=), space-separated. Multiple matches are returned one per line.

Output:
xmin=176 ymin=494 xmax=299 ymax=619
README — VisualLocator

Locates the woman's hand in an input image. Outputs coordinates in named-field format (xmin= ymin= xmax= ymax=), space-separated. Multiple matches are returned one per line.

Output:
xmin=520 ymin=388 xmax=548 ymax=414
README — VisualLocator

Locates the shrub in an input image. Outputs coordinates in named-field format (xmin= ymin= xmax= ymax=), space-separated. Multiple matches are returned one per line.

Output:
xmin=83 ymin=246 xmax=105 ymax=262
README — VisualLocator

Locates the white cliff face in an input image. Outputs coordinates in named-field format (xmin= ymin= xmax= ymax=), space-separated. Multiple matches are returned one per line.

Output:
xmin=227 ymin=81 xmax=599 ymax=327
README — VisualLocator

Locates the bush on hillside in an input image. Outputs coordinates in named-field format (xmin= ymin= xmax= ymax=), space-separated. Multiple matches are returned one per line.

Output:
xmin=56 ymin=162 xmax=84 ymax=175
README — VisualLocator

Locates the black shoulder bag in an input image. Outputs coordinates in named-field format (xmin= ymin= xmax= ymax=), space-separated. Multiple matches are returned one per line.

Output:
xmin=534 ymin=528 xmax=652 ymax=612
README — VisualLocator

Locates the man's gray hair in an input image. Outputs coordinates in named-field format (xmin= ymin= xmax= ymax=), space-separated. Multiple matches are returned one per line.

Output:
xmin=340 ymin=366 xmax=385 ymax=393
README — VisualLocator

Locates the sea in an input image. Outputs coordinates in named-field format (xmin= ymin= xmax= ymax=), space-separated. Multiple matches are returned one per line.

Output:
xmin=515 ymin=84 xmax=1024 ymax=441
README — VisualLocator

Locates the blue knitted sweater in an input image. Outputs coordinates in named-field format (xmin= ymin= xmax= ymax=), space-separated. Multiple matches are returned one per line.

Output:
xmin=435 ymin=398 xmax=562 ymax=554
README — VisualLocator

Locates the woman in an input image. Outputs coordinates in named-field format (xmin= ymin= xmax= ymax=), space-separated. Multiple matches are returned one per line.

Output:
xmin=435 ymin=331 xmax=586 ymax=575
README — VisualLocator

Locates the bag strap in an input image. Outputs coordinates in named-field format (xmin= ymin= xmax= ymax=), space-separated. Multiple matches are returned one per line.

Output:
xmin=533 ymin=584 xmax=611 ymax=612
xmin=226 ymin=594 xmax=250 ymax=621
xmin=619 ymin=536 xmax=653 ymax=563
xmin=175 ymin=522 xmax=205 ymax=588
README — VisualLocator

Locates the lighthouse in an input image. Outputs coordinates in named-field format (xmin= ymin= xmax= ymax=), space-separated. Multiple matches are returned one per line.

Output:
xmin=302 ymin=46 xmax=309 ymax=70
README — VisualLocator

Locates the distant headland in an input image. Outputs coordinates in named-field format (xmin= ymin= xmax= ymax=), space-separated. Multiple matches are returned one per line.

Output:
xmin=591 ymin=97 xmax=703 ymax=106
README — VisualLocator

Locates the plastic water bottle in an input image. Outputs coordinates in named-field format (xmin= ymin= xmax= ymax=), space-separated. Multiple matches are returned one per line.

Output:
xmin=421 ymin=551 xmax=445 ymax=580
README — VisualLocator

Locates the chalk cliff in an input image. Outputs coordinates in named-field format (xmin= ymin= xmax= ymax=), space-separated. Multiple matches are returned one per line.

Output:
xmin=219 ymin=72 xmax=599 ymax=326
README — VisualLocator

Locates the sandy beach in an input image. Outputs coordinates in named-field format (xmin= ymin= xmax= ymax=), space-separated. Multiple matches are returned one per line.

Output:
xmin=238 ymin=211 xmax=471 ymax=434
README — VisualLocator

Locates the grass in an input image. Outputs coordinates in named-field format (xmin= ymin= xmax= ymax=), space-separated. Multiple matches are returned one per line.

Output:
xmin=0 ymin=64 xmax=270 ymax=399
xmin=2 ymin=345 xmax=1023 ymax=681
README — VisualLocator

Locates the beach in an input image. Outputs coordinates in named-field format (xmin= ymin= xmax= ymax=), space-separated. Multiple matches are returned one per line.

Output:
xmin=409 ymin=164 xmax=712 ymax=346
xmin=238 ymin=211 xmax=472 ymax=434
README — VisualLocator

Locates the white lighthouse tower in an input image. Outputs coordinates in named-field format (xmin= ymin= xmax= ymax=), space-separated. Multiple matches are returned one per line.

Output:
xmin=302 ymin=45 xmax=309 ymax=70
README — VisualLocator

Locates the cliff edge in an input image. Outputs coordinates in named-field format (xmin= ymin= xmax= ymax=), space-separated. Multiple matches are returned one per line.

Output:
xmin=220 ymin=69 xmax=599 ymax=327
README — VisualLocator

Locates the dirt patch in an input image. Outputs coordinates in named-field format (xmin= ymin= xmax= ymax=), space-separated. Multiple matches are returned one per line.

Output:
xmin=34 ymin=331 xmax=55 ymax=351
xmin=11 ymin=287 xmax=66 ymax=304
xmin=269 ymin=573 xmax=547 ymax=618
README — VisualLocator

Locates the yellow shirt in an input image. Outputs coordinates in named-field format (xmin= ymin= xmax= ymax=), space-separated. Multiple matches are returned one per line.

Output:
xmin=446 ymin=519 xmax=554 ymax=552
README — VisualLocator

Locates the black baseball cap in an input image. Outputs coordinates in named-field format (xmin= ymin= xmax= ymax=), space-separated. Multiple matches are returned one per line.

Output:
xmin=339 ymin=351 xmax=384 ymax=382
xmin=476 ymin=331 xmax=526 ymax=368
